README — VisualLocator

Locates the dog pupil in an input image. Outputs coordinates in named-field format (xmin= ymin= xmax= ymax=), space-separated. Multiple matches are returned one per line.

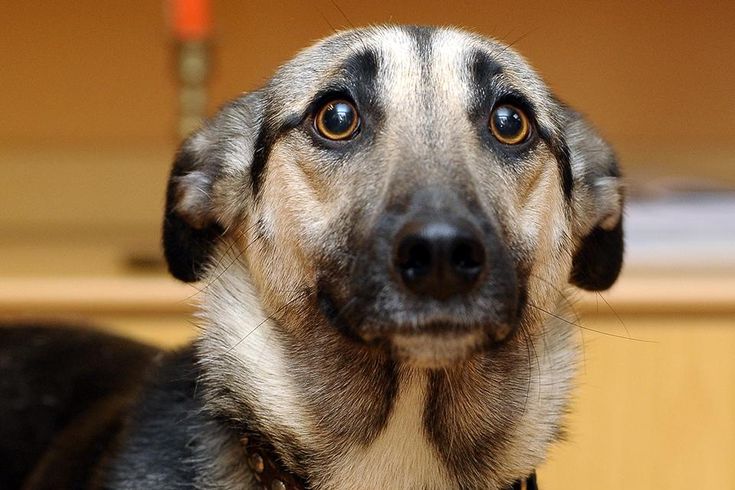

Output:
xmin=494 ymin=106 xmax=522 ymax=137
xmin=324 ymin=102 xmax=354 ymax=134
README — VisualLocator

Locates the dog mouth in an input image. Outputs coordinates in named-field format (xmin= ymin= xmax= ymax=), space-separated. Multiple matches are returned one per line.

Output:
xmin=364 ymin=318 xmax=515 ymax=367
xmin=317 ymin=288 xmax=516 ymax=367
xmin=389 ymin=330 xmax=488 ymax=368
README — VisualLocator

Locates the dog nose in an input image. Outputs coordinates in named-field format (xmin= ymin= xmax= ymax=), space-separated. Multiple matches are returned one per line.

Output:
xmin=393 ymin=219 xmax=486 ymax=300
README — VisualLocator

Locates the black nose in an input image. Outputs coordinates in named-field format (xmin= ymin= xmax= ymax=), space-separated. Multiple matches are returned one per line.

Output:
xmin=393 ymin=219 xmax=486 ymax=300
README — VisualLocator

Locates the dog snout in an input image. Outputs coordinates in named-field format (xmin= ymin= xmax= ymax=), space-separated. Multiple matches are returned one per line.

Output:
xmin=392 ymin=218 xmax=486 ymax=300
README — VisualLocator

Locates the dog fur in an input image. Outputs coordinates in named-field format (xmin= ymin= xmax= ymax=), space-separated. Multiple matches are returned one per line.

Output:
xmin=1 ymin=25 xmax=623 ymax=489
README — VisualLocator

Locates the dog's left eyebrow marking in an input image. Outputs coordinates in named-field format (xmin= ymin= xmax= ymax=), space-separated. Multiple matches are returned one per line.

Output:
xmin=249 ymin=48 xmax=381 ymax=196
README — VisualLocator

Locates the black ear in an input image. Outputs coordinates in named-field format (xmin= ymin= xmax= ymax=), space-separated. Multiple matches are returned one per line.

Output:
xmin=162 ymin=93 xmax=265 ymax=282
xmin=569 ymin=215 xmax=624 ymax=291
xmin=563 ymin=110 xmax=625 ymax=291
xmin=162 ymin=149 xmax=225 ymax=283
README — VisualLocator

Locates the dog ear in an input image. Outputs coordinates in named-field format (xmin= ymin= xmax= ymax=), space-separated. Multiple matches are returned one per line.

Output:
xmin=163 ymin=92 xmax=265 ymax=282
xmin=569 ymin=215 xmax=623 ymax=291
xmin=564 ymin=111 xmax=624 ymax=291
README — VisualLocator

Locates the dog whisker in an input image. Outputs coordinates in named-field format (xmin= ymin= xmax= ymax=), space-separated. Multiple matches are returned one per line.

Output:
xmin=595 ymin=291 xmax=632 ymax=339
xmin=528 ymin=303 xmax=655 ymax=343
xmin=328 ymin=0 xmax=355 ymax=29
xmin=313 ymin=3 xmax=338 ymax=33
xmin=225 ymin=290 xmax=309 ymax=355
xmin=202 ymin=234 xmax=261 ymax=293
xmin=527 ymin=271 xmax=589 ymax=369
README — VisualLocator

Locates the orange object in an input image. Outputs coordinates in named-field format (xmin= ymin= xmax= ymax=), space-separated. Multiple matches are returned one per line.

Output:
xmin=169 ymin=0 xmax=211 ymax=41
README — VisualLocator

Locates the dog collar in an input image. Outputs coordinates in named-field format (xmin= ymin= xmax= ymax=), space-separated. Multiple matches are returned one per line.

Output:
xmin=241 ymin=435 xmax=537 ymax=489
xmin=241 ymin=433 xmax=306 ymax=490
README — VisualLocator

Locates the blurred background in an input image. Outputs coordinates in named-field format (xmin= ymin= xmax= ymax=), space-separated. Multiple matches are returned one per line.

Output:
xmin=1 ymin=1 xmax=734 ymax=488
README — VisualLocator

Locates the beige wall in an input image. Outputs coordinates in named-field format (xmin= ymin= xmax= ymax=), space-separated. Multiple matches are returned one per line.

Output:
xmin=1 ymin=1 xmax=734 ymax=269
xmin=2 ymin=1 xmax=734 ymax=146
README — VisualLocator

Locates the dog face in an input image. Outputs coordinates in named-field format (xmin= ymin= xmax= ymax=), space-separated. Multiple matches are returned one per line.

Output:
xmin=164 ymin=25 xmax=623 ymax=368
xmin=162 ymin=25 xmax=623 ymax=488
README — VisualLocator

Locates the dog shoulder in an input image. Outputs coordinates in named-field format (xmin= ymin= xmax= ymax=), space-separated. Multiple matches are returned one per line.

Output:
xmin=101 ymin=346 xmax=254 ymax=489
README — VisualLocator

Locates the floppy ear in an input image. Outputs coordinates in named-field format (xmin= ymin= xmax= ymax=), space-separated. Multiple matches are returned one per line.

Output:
xmin=564 ymin=111 xmax=624 ymax=291
xmin=163 ymin=92 xmax=265 ymax=282
xmin=569 ymin=215 xmax=623 ymax=291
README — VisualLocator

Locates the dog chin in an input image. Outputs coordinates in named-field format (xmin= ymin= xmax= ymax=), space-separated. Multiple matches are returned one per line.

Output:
xmin=388 ymin=330 xmax=488 ymax=368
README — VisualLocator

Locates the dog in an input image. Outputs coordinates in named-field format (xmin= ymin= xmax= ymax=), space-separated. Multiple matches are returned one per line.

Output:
xmin=0 ymin=25 xmax=623 ymax=489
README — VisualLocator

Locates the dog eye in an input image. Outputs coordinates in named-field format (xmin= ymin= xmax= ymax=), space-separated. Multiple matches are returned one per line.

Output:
xmin=314 ymin=99 xmax=360 ymax=141
xmin=489 ymin=105 xmax=530 ymax=145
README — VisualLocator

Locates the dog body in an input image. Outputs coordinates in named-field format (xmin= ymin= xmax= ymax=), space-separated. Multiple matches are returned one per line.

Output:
xmin=1 ymin=25 xmax=623 ymax=489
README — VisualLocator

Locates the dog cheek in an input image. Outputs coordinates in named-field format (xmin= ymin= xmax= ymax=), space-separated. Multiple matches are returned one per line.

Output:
xmin=504 ymin=190 xmax=573 ymax=322
xmin=242 ymin=237 xmax=313 ymax=328
xmin=245 ymin=184 xmax=335 ymax=316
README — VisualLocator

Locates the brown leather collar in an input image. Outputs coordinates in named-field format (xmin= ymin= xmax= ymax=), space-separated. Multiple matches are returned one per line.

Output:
xmin=241 ymin=434 xmax=537 ymax=489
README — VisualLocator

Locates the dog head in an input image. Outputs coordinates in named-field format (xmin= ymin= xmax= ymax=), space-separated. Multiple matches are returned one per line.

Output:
xmin=163 ymin=25 xmax=623 ymax=368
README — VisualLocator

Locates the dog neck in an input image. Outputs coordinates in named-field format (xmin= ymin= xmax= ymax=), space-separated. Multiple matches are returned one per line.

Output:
xmin=196 ymin=263 xmax=576 ymax=489
xmin=239 ymin=428 xmax=537 ymax=490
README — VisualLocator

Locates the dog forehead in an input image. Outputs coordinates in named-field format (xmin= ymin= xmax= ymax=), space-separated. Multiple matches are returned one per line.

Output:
xmin=266 ymin=25 xmax=552 ymax=117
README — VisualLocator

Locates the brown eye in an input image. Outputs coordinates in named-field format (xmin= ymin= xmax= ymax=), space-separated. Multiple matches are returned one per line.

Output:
xmin=489 ymin=104 xmax=530 ymax=145
xmin=315 ymin=99 xmax=360 ymax=140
